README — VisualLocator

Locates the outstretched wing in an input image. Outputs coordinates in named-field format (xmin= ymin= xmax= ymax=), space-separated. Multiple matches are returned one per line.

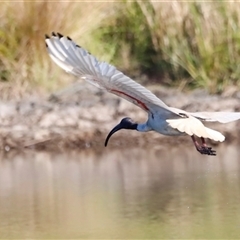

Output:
xmin=189 ymin=111 xmax=240 ymax=123
xmin=45 ymin=32 xmax=177 ymax=115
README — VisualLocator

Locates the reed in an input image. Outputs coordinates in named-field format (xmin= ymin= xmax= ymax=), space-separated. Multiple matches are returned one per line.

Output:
xmin=0 ymin=1 xmax=109 ymax=99
xmin=97 ymin=1 xmax=240 ymax=93
xmin=1 ymin=1 xmax=240 ymax=98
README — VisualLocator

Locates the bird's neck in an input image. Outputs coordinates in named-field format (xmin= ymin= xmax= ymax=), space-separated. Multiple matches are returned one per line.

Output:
xmin=137 ymin=123 xmax=152 ymax=132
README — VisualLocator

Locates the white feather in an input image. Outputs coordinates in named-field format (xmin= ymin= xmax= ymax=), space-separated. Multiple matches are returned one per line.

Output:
xmin=167 ymin=116 xmax=225 ymax=142
xmin=45 ymin=33 xmax=173 ymax=114
xmin=190 ymin=111 xmax=240 ymax=123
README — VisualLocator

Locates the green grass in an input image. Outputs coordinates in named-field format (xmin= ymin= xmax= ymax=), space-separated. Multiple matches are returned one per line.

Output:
xmin=0 ymin=1 xmax=240 ymax=99
xmin=96 ymin=1 xmax=240 ymax=93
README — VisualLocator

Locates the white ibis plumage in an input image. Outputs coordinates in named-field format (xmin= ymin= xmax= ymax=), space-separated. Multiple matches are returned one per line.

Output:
xmin=45 ymin=32 xmax=240 ymax=156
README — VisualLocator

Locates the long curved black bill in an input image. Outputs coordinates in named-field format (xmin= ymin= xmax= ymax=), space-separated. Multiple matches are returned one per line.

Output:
xmin=104 ymin=124 xmax=123 ymax=147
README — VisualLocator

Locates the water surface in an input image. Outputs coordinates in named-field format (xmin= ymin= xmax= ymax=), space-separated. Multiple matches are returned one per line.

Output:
xmin=0 ymin=144 xmax=239 ymax=238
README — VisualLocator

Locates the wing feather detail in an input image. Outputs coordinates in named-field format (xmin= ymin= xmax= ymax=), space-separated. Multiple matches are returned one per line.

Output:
xmin=167 ymin=116 xmax=225 ymax=142
xmin=45 ymin=33 xmax=174 ymax=113
xmin=189 ymin=111 xmax=240 ymax=123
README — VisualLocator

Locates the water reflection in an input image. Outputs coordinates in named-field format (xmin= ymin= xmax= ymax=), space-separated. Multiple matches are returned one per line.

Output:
xmin=0 ymin=144 xmax=239 ymax=238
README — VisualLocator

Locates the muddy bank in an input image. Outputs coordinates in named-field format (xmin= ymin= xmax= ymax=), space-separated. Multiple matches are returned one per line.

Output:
xmin=0 ymin=82 xmax=239 ymax=151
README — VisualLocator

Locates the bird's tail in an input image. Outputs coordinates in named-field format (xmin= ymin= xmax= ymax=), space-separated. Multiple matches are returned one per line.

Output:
xmin=167 ymin=116 xmax=225 ymax=142
xmin=203 ymin=127 xmax=225 ymax=142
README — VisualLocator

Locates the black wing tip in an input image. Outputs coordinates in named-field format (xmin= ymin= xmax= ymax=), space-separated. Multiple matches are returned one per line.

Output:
xmin=45 ymin=32 xmax=64 ymax=39
xmin=57 ymin=32 xmax=64 ymax=38
xmin=45 ymin=32 xmax=78 ymax=48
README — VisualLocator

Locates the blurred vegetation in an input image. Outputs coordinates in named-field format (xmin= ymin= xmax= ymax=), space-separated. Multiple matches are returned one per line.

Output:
xmin=0 ymin=1 xmax=110 ymax=98
xmin=1 ymin=1 xmax=240 ymax=99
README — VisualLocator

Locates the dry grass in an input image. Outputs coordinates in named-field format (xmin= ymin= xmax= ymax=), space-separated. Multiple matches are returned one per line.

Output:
xmin=1 ymin=1 xmax=240 ymax=99
xmin=0 ymin=1 xmax=110 ymax=99
xmin=152 ymin=1 xmax=240 ymax=92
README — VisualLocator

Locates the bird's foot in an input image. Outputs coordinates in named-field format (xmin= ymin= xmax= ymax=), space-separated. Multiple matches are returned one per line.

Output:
xmin=196 ymin=146 xmax=216 ymax=156
xmin=191 ymin=136 xmax=217 ymax=156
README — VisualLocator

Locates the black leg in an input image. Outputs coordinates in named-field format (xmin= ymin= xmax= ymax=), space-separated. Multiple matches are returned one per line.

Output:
xmin=191 ymin=136 xmax=216 ymax=156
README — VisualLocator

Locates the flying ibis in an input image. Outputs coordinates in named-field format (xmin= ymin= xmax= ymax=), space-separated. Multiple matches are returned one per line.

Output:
xmin=45 ymin=32 xmax=240 ymax=156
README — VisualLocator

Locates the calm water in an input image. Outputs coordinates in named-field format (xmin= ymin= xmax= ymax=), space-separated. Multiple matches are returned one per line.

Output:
xmin=0 ymin=144 xmax=240 ymax=238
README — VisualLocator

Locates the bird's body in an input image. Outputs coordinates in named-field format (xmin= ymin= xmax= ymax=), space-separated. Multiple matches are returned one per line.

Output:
xmin=45 ymin=32 xmax=240 ymax=155
xmin=144 ymin=112 xmax=184 ymax=136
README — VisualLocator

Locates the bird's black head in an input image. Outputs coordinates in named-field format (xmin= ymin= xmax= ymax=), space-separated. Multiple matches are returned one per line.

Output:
xmin=104 ymin=117 xmax=138 ymax=147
